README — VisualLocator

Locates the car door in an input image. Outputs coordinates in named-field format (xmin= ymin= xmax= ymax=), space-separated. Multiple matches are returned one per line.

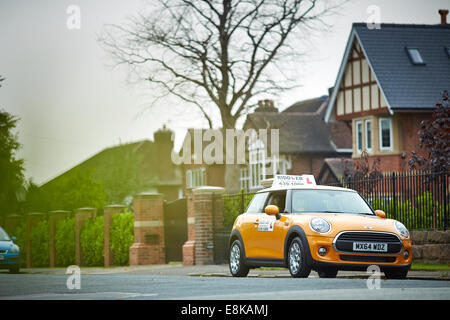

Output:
xmin=252 ymin=190 xmax=290 ymax=260
xmin=239 ymin=192 xmax=268 ymax=258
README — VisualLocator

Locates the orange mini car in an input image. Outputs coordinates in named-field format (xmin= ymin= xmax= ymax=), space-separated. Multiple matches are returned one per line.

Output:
xmin=229 ymin=175 xmax=412 ymax=279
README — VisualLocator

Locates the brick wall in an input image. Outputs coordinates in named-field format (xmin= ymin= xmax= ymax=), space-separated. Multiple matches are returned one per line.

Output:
xmin=182 ymin=186 xmax=225 ymax=265
xmin=289 ymin=154 xmax=332 ymax=177
xmin=129 ymin=193 xmax=166 ymax=265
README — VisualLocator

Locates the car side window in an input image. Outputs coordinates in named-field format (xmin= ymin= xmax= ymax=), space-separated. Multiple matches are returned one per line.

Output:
xmin=266 ymin=191 xmax=287 ymax=213
xmin=245 ymin=192 xmax=268 ymax=214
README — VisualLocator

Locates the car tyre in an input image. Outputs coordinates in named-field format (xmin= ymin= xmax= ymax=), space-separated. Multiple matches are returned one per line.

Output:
xmin=317 ymin=267 xmax=338 ymax=278
xmin=229 ymin=240 xmax=249 ymax=277
xmin=288 ymin=237 xmax=311 ymax=278
xmin=384 ymin=268 xmax=408 ymax=279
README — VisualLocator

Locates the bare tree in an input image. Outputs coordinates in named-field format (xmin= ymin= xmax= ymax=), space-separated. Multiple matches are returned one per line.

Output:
xmin=99 ymin=0 xmax=344 ymax=130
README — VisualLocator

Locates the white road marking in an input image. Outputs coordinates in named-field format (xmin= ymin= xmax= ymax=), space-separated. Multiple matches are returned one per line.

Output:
xmin=0 ymin=292 xmax=158 ymax=300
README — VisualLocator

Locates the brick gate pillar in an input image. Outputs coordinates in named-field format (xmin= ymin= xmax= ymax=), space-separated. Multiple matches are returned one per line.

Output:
xmin=74 ymin=208 xmax=97 ymax=266
xmin=129 ymin=193 xmax=165 ymax=265
xmin=183 ymin=186 xmax=225 ymax=266
xmin=48 ymin=210 xmax=71 ymax=267
xmin=182 ymin=194 xmax=195 ymax=265
xmin=103 ymin=204 xmax=126 ymax=266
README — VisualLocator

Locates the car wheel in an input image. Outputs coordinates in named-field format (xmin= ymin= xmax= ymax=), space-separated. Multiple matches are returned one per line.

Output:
xmin=317 ymin=267 xmax=338 ymax=278
xmin=229 ymin=240 xmax=249 ymax=277
xmin=288 ymin=237 xmax=311 ymax=278
xmin=9 ymin=266 xmax=20 ymax=274
xmin=384 ymin=268 xmax=408 ymax=279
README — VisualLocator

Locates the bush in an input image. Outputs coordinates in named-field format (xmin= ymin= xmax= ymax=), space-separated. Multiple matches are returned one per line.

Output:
xmin=223 ymin=192 xmax=254 ymax=229
xmin=110 ymin=211 xmax=134 ymax=265
xmin=370 ymin=191 xmax=445 ymax=230
xmin=80 ymin=216 xmax=104 ymax=266
xmin=30 ymin=219 xmax=49 ymax=267
xmin=55 ymin=217 xmax=75 ymax=267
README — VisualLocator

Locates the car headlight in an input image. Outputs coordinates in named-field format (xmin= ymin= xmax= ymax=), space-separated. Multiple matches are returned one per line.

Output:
xmin=310 ymin=218 xmax=331 ymax=234
xmin=8 ymin=245 xmax=19 ymax=253
xmin=394 ymin=221 xmax=409 ymax=238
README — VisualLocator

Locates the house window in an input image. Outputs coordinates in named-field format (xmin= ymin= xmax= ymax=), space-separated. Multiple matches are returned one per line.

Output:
xmin=239 ymin=167 xmax=250 ymax=191
xmin=186 ymin=167 xmax=206 ymax=188
xmin=406 ymin=47 xmax=425 ymax=65
xmin=379 ymin=118 xmax=393 ymax=151
xmin=249 ymin=149 xmax=265 ymax=189
xmin=365 ymin=119 xmax=372 ymax=152
xmin=356 ymin=120 xmax=363 ymax=153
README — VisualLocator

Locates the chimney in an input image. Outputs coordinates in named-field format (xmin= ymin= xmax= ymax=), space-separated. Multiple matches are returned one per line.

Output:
xmin=255 ymin=99 xmax=278 ymax=113
xmin=439 ymin=9 xmax=448 ymax=24
xmin=154 ymin=125 xmax=175 ymax=182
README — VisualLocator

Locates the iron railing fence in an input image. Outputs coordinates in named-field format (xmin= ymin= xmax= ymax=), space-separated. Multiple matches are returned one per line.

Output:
xmin=327 ymin=170 xmax=448 ymax=231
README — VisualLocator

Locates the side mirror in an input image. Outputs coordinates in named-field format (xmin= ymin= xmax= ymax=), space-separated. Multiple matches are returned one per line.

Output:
xmin=265 ymin=205 xmax=279 ymax=216
xmin=375 ymin=210 xmax=386 ymax=219
xmin=265 ymin=205 xmax=281 ymax=220
xmin=11 ymin=236 xmax=17 ymax=242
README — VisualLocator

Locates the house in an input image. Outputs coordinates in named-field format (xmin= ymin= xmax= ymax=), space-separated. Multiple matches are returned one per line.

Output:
xmin=242 ymin=97 xmax=352 ymax=191
xmin=40 ymin=126 xmax=182 ymax=203
xmin=324 ymin=11 xmax=450 ymax=172
xmin=178 ymin=128 xmax=226 ymax=195
xmin=317 ymin=158 xmax=353 ymax=186
xmin=179 ymin=96 xmax=352 ymax=194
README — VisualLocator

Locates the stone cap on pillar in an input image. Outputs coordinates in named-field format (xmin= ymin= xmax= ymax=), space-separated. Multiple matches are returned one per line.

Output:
xmin=74 ymin=207 xmax=97 ymax=218
xmin=26 ymin=212 xmax=47 ymax=217
xmin=49 ymin=210 xmax=71 ymax=216
xmin=134 ymin=192 xmax=164 ymax=199
xmin=75 ymin=207 xmax=96 ymax=211
xmin=5 ymin=213 xmax=22 ymax=219
xmin=192 ymin=186 xmax=225 ymax=196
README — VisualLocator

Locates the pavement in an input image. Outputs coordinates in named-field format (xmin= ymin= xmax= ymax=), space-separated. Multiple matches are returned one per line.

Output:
xmin=3 ymin=263 xmax=449 ymax=280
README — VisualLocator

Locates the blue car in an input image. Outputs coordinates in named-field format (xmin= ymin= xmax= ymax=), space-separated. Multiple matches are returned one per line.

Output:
xmin=0 ymin=226 xmax=20 ymax=273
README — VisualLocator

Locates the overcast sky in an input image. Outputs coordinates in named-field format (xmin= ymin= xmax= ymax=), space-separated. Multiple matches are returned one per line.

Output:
xmin=0 ymin=0 xmax=448 ymax=185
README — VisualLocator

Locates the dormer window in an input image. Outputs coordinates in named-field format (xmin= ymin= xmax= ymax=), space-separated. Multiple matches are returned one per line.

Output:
xmin=406 ymin=47 xmax=425 ymax=65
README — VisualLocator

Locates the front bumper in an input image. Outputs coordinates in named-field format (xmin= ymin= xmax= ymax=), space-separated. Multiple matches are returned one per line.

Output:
xmin=306 ymin=234 xmax=412 ymax=270
xmin=0 ymin=253 xmax=20 ymax=269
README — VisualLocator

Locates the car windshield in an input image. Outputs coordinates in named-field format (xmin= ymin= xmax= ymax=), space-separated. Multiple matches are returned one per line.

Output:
xmin=0 ymin=227 xmax=11 ymax=241
xmin=291 ymin=189 xmax=374 ymax=215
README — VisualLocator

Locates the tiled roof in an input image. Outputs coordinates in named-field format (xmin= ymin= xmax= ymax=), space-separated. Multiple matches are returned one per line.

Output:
xmin=245 ymin=96 xmax=352 ymax=154
xmin=354 ymin=23 xmax=450 ymax=110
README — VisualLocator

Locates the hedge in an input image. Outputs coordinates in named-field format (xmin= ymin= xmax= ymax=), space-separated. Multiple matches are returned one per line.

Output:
xmin=110 ymin=211 xmax=134 ymax=265
xmin=80 ymin=215 xmax=104 ymax=266
xmin=30 ymin=219 xmax=49 ymax=267
xmin=55 ymin=217 xmax=75 ymax=267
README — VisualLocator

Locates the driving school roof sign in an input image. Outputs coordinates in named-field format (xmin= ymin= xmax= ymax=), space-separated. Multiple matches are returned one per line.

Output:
xmin=272 ymin=175 xmax=316 ymax=188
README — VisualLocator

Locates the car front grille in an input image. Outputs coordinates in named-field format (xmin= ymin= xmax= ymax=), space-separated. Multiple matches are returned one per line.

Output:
xmin=340 ymin=255 xmax=396 ymax=263
xmin=334 ymin=231 xmax=402 ymax=254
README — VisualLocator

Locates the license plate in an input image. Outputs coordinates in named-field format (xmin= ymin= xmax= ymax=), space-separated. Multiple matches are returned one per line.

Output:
xmin=353 ymin=242 xmax=387 ymax=252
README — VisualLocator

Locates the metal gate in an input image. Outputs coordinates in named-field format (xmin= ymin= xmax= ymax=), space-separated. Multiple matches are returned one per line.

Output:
xmin=212 ymin=194 xmax=231 ymax=264
xmin=163 ymin=198 xmax=187 ymax=263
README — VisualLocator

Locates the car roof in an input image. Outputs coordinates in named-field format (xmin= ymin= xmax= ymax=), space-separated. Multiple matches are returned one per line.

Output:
xmin=257 ymin=184 xmax=357 ymax=193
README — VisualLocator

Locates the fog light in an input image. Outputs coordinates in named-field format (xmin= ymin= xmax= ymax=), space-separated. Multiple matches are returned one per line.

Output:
xmin=318 ymin=247 xmax=327 ymax=256
xmin=403 ymin=250 xmax=409 ymax=259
